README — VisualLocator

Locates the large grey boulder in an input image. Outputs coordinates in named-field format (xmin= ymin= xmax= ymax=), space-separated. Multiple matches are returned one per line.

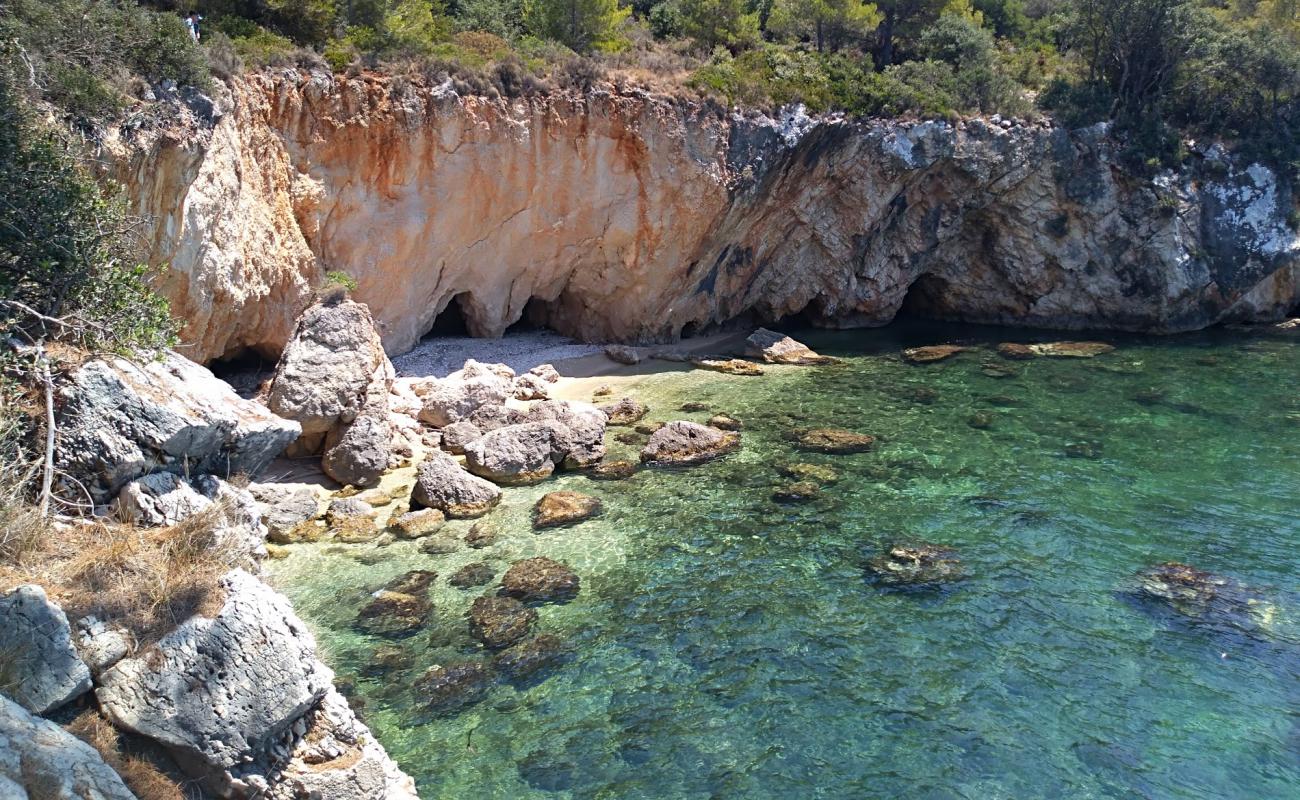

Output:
xmin=745 ymin=328 xmax=831 ymax=365
xmin=97 ymin=570 xmax=333 ymax=793
xmin=463 ymin=423 xmax=559 ymax=485
xmin=266 ymin=298 xmax=395 ymax=458
xmin=261 ymin=689 xmax=418 ymax=800
xmin=115 ymin=473 xmax=268 ymax=563
xmin=524 ymin=400 xmax=607 ymax=468
xmin=411 ymin=451 xmax=501 ymax=518
xmin=416 ymin=360 xmax=514 ymax=427
xmin=248 ymin=483 xmax=320 ymax=541
xmin=641 ymin=421 xmax=740 ymax=466
xmin=321 ymin=411 xmax=391 ymax=488
xmin=0 ymin=694 xmax=137 ymax=800
xmin=0 ymin=585 xmax=91 ymax=715
xmin=53 ymin=351 xmax=300 ymax=505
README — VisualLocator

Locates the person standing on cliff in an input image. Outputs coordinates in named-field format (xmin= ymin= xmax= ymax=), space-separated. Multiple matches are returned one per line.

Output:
xmin=184 ymin=12 xmax=202 ymax=43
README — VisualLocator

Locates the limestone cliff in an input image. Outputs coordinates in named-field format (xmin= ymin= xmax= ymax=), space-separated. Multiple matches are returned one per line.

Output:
xmin=106 ymin=70 xmax=1300 ymax=363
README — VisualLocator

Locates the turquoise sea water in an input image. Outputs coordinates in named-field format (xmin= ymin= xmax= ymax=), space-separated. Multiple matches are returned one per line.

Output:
xmin=270 ymin=323 xmax=1300 ymax=800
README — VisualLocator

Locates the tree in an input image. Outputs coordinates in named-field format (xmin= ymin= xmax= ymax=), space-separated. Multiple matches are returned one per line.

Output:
xmin=767 ymin=0 xmax=881 ymax=52
xmin=677 ymin=0 xmax=761 ymax=51
xmin=524 ymin=0 xmax=631 ymax=50
xmin=870 ymin=0 xmax=947 ymax=67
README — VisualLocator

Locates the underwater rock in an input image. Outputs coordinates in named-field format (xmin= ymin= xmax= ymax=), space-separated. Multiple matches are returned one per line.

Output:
xmin=601 ymin=397 xmax=650 ymax=426
xmin=449 ymin=563 xmax=496 ymax=589
xmin=980 ymin=361 xmax=1018 ymax=378
xmin=968 ymin=411 xmax=995 ymax=429
xmin=412 ymin=451 xmax=502 ymax=518
xmin=1064 ymin=441 xmax=1104 ymax=459
xmin=708 ymin=413 xmax=743 ymax=431
xmin=590 ymin=460 xmax=638 ymax=480
xmin=615 ymin=431 xmax=643 ymax=445
xmin=996 ymin=342 xmax=1037 ymax=359
xmin=1135 ymin=562 xmax=1280 ymax=637
xmin=439 ymin=420 xmax=483 ymax=455
xmin=777 ymin=462 xmax=839 ymax=484
xmin=902 ymin=345 xmax=968 ymax=364
xmin=355 ymin=570 xmax=436 ymax=637
xmin=867 ymin=543 xmax=963 ymax=587
xmin=744 ymin=328 xmax=833 ymax=365
xmin=640 ymin=421 xmax=741 ymax=466
xmin=692 ymin=358 xmax=765 ymax=376
xmin=679 ymin=402 xmax=710 ymax=412
xmin=332 ymin=516 xmax=382 ymax=544
xmin=907 ymin=386 xmax=939 ymax=404
xmin=417 ymin=532 xmax=462 ymax=555
xmin=415 ymin=661 xmax=492 ymax=715
xmin=1030 ymin=341 xmax=1115 ymax=358
xmin=501 ymin=557 xmax=580 ymax=602
xmin=795 ymin=428 xmax=875 ymax=454
xmin=772 ymin=481 xmax=821 ymax=504
xmin=465 ymin=520 xmax=499 ymax=549
xmin=469 ymin=595 xmax=538 ymax=649
xmin=605 ymin=345 xmax=642 ymax=365
xmin=534 ymin=491 xmax=603 ymax=528
xmin=364 ymin=645 xmax=413 ymax=677
xmin=389 ymin=508 xmax=446 ymax=539
xmin=493 ymin=634 xmax=566 ymax=680
xmin=634 ymin=421 xmax=665 ymax=435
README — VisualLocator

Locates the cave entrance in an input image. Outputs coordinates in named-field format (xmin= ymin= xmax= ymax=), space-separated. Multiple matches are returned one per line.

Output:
xmin=503 ymin=297 xmax=550 ymax=335
xmin=428 ymin=293 xmax=473 ymax=337
xmin=897 ymin=273 xmax=951 ymax=320
xmin=208 ymin=348 xmax=275 ymax=398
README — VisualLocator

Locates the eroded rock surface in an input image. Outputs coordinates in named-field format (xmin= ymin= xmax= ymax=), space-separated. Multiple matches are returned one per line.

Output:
xmin=0 ymin=694 xmax=137 ymax=800
xmin=641 ymin=421 xmax=740 ymax=466
xmin=412 ymin=450 xmax=502 ymax=518
xmin=0 ymin=585 xmax=91 ymax=715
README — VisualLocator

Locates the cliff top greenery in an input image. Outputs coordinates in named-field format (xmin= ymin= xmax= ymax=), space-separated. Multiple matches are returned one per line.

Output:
xmin=0 ymin=0 xmax=1296 ymax=171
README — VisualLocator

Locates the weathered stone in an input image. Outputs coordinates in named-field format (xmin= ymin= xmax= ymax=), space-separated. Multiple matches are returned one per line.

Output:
xmin=511 ymin=373 xmax=551 ymax=400
xmin=97 ymin=570 xmax=333 ymax=789
xmin=591 ymin=385 xmax=613 ymax=398
xmin=604 ymin=345 xmax=642 ymax=365
xmin=640 ymin=421 xmax=740 ymax=466
xmin=417 ymin=361 xmax=514 ymax=427
xmin=412 ymin=451 xmax=502 ymax=518
xmin=469 ymin=596 xmax=537 ymax=649
xmin=463 ymin=423 xmax=558 ymax=485
xmin=440 ymin=420 xmax=484 ymax=455
xmin=465 ymin=520 xmax=499 ymax=549
xmin=867 ymin=544 xmax=963 ymax=587
xmin=614 ymin=431 xmax=642 ymax=446
xmin=600 ymin=397 xmax=650 ymax=426
xmin=54 ymin=352 xmax=300 ymax=504
xmin=389 ymin=508 xmax=446 ymax=539
xmin=679 ymin=402 xmax=710 ymax=412
xmin=634 ymin=421 xmax=665 ymax=435
xmin=417 ymin=533 xmax=462 ymax=555
xmin=356 ymin=571 xmax=436 ymax=637
xmin=902 ymin=345 xmax=968 ymax=364
xmin=795 ymin=428 xmax=875 ymax=454
xmin=528 ymin=364 xmax=561 ymax=383
xmin=0 ymin=586 xmax=91 ymax=715
xmin=525 ymin=400 xmax=608 ymax=468
xmin=533 ymin=491 xmax=602 ymax=528
xmin=692 ymin=358 xmax=764 ymax=376
xmin=415 ymin=661 xmax=492 ymax=714
xmin=333 ymin=516 xmax=382 ymax=543
xmin=468 ymin=404 xmax=528 ymax=432
xmin=74 ymin=616 xmax=131 ymax=678
xmin=493 ymin=635 xmax=565 ymax=680
xmin=708 ymin=413 xmax=743 ymax=431
xmin=996 ymin=342 xmax=1036 ymax=359
xmin=0 ymin=694 xmax=137 ymax=800
xmin=589 ymin=460 xmax=638 ymax=480
xmin=327 ymin=497 xmax=377 ymax=522
xmin=116 ymin=472 xmax=210 ymax=527
xmin=250 ymin=483 xmax=320 ymax=541
xmin=744 ymin=328 xmax=831 ymax=365
xmin=1029 ymin=341 xmax=1116 ymax=358
xmin=772 ymin=481 xmax=820 ymax=503
xmin=449 ymin=563 xmax=496 ymax=589
xmin=322 ymin=411 xmax=391 ymax=488
xmin=273 ymin=520 xmax=327 ymax=544
xmin=500 ymin=557 xmax=580 ymax=602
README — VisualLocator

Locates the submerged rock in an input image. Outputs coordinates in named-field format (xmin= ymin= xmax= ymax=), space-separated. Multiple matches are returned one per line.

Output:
xmin=708 ymin=413 xmax=743 ymax=431
xmin=777 ymin=462 xmax=839 ymax=484
xmin=601 ymin=397 xmax=650 ymax=426
xmin=772 ymin=481 xmax=821 ymax=504
xmin=968 ymin=411 xmax=995 ymax=429
xmin=465 ymin=520 xmax=500 ymax=549
xmin=412 ymin=451 xmax=502 ymax=518
xmin=867 ymin=543 xmax=964 ymax=587
xmin=679 ymin=402 xmax=710 ymax=412
xmin=356 ymin=571 xmax=436 ymax=637
xmin=745 ymin=328 xmax=832 ymax=365
xmin=640 ymin=421 xmax=740 ymax=466
xmin=589 ymin=460 xmax=638 ymax=480
xmin=1134 ymin=562 xmax=1281 ymax=637
xmin=795 ymin=428 xmax=875 ymax=454
xmin=996 ymin=342 xmax=1036 ymax=360
xmin=693 ymin=358 xmax=765 ymax=376
xmin=902 ymin=345 xmax=968 ymax=364
xmin=533 ymin=491 xmax=602 ymax=528
xmin=634 ymin=421 xmax=665 ymax=435
xmin=449 ymin=562 xmax=496 ymax=589
xmin=1030 ymin=341 xmax=1115 ymax=358
xmin=501 ymin=557 xmax=580 ymax=602
xmin=469 ymin=595 xmax=537 ymax=649
xmin=493 ymin=634 xmax=566 ymax=680
xmin=389 ymin=508 xmax=446 ymax=539
xmin=415 ymin=661 xmax=493 ymax=715
xmin=0 ymin=585 xmax=91 ymax=715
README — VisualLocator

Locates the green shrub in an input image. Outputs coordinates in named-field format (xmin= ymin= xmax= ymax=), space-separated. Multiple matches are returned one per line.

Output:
xmin=322 ymin=270 xmax=359 ymax=293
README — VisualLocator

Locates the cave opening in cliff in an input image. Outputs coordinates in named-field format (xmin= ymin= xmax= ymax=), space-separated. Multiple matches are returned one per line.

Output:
xmin=208 ymin=348 xmax=275 ymax=398
xmin=503 ymin=298 xmax=549 ymax=335
xmin=428 ymin=293 xmax=473 ymax=337
xmin=897 ymin=273 xmax=952 ymax=321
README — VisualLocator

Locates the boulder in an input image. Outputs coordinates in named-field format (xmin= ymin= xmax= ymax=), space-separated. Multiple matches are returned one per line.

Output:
xmin=528 ymin=364 xmax=561 ymax=383
xmin=469 ymin=405 xmax=529 ymax=432
xmin=266 ymin=299 xmax=395 ymax=456
xmin=389 ymin=508 xmax=446 ymax=539
xmin=500 ymin=557 xmax=580 ymax=603
xmin=415 ymin=662 xmax=492 ymax=715
xmin=449 ymin=563 xmax=496 ymax=589
xmin=97 ymin=570 xmax=333 ymax=791
xmin=511 ymin=373 xmax=551 ymax=400
xmin=901 ymin=345 xmax=969 ymax=364
xmin=679 ymin=402 xmax=710 ymax=412
xmin=708 ymin=414 xmax=743 ymax=431
xmin=417 ymin=361 xmax=514 ymax=428
xmin=0 ymin=694 xmax=137 ymax=800
xmin=417 ymin=533 xmax=462 ymax=555
xmin=53 ymin=351 xmax=300 ymax=504
xmin=117 ymin=473 xmax=268 ymax=562
xmin=463 ymin=423 xmax=559 ymax=485
xmin=995 ymin=342 xmax=1036 ymax=360
xmin=634 ymin=421 xmax=665 ymax=435
xmin=439 ymin=421 xmax=484 ymax=455
xmin=0 ymin=585 xmax=91 ymax=715
xmin=116 ymin=472 xmax=209 ymax=527
xmin=322 ymin=412 xmax=391 ymax=488
xmin=604 ymin=345 xmax=642 ymax=365
xmin=1133 ymin=562 xmax=1279 ymax=637
xmin=355 ymin=571 xmax=436 ymax=638
xmin=525 ymin=400 xmax=608 ymax=468
xmin=259 ymin=688 xmax=418 ymax=800
xmin=327 ymin=497 xmax=377 ymax=522
xmin=744 ymin=328 xmax=831 ymax=365
xmin=468 ymin=596 xmax=537 ymax=649
xmin=493 ymin=635 xmax=565 ymax=680
xmin=692 ymin=358 xmax=764 ymax=376
xmin=795 ymin=428 xmax=875 ymax=454
xmin=640 ymin=421 xmax=740 ymax=466
xmin=600 ymin=397 xmax=649 ymax=426
xmin=533 ymin=491 xmax=602 ymax=528
xmin=465 ymin=520 xmax=499 ymax=549
xmin=412 ymin=451 xmax=502 ymax=518
xmin=249 ymin=483 xmax=320 ymax=542
xmin=867 ymin=544 xmax=964 ymax=587
xmin=74 ymin=616 xmax=131 ymax=678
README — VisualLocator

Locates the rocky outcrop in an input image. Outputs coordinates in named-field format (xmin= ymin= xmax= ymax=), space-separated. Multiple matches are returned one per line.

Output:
xmin=116 ymin=473 xmax=269 ymax=563
xmin=97 ymin=570 xmax=334 ymax=794
xmin=0 ymin=585 xmax=92 ymax=715
xmin=461 ymin=401 xmax=608 ymax=483
xmin=53 ymin=351 xmax=300 ymax=504
xmin=0 ymin=694 xmax=137 ymax=800
xmin=110 ymin=74 xmax=1300 ymax=364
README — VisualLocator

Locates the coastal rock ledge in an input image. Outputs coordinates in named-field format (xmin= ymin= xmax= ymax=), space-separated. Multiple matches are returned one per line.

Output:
xmin=112 ymin=73 xmax=1299 ymax=363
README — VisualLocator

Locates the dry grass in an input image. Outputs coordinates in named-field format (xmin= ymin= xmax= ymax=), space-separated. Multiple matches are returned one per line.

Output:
xmin=0 ymin=501 xmax=241 ymax=647
xmin=66 ymin=709 xmax=198 ymax=800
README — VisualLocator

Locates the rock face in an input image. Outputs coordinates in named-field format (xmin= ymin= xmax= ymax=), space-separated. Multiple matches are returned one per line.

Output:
xmin=412 ymin=451 xmax=502 ymax=518
xmin=0 ymin=694 xmax=137 ymax=800
xmin=111 ymin=75 xmax=1300 ymax=365
xmin=0 ymin=585 xmax=92 ymax=715
xmin=97 ymin=570 xmax=334 ymax=792
xmin=53 ymin=351 xmax=300 ymax=504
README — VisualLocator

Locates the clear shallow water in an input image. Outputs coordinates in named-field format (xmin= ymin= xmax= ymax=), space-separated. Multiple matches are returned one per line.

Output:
xmin=271 ymin=323 xmax=1300 ymax=800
